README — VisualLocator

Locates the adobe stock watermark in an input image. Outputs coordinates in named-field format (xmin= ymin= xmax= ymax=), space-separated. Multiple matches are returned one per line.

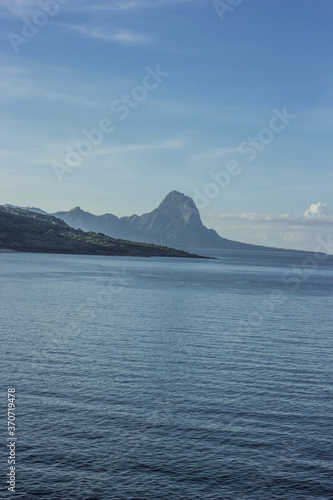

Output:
xmin=192 ymin=106 xmax=296 ymax=209
xmin=7 ymin=0 xmax=71 ymax=54
xmin=52 ymin=65 xmax=169 ymax=182
xmin=213 ymin=0 xmax=245 ymax=22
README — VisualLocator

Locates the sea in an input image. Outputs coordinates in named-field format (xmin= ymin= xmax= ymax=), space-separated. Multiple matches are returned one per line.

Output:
xmin=1 ymin=250 xmax=333 ymax=500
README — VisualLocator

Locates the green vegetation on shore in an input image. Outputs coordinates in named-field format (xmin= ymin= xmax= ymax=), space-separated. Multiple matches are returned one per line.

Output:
xmin=0 ymin=206 xmax=204 ymax=259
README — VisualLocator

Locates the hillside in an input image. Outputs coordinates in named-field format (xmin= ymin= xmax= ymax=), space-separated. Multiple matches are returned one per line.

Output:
xmin=0 ymin=206 xmax=204 ymax=259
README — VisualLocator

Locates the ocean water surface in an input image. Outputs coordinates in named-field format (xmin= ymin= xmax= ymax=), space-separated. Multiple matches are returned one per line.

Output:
xmin=1 ymin=250 xmax=333 ymax=499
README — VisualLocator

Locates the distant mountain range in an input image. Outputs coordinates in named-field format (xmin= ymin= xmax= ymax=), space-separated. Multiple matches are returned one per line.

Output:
xmin=52 ymin=191 xmax=280 ymax=251
xmin=0 ymin=206 xmax=203 ymax=259
xmin=4 ymin=191 xmax=310 ymax=253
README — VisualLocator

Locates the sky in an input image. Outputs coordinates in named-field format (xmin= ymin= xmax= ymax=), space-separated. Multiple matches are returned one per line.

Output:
xmin=1 ymin=0 xmax=332 ymax=251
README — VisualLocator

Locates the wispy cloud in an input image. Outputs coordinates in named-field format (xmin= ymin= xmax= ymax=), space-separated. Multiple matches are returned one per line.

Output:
xmin=147 ymin=98 xmax=257 ymax=124
xmin=54 ymin=23 xmax=154 ymax=46
xmin=0 ymin=64 xmax=102 ymax=106
xmin=1 ymin=0 xmax=36 ymax=17
xmin=0 ymin=64 xmax=30 ymax=76
xmin=0 ymin=148 xmax=22 ymax=160
xmin=214 ymin=211 xmax=333 ymax=226
xmin=190 ymin=147 xmax=240 ymax=164
xmin=1 ymin=0 xmax=199 ymax=17
xmin=67 ymin=0 xmax=198 ymax=13
xmin=0 ymin=74 xmax=99 ymax=107
xmin=94 ymin=139 xmax=184 ymax=157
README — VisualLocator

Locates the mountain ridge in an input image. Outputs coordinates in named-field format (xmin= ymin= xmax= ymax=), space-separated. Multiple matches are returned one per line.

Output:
xmin=0 ymin=206 xmax=205 ymax=258
xmin=50 ymin=191 xmax=292 ymax=252
xmin=5 ymin=192 xmax=316 ymax=253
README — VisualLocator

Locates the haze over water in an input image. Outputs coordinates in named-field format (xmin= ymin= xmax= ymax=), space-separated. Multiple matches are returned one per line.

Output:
xmin=1 ymin=250 xmax=333 ymax=499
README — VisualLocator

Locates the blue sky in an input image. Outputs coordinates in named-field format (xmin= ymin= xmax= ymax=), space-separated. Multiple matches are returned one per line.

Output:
xmin=1 ymin=0 xmax=332 ymax=250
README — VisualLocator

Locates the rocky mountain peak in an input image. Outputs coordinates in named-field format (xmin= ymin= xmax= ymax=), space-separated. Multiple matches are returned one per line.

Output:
xmin=157 ymin=190 xmax=200 ymax=224
xmin=52 ymin=191 xmax=271 ymax=250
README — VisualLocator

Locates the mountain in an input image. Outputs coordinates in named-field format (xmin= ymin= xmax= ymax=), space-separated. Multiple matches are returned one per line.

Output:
xmin=0 ymin=206 xmax=204 ymax=259
xmin=53 ymin=191 xmax=273 ymax=251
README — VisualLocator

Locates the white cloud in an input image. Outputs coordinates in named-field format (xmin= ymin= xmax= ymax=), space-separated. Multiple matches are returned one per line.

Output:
xmin=204 ymin=204 xmax=333 ymax=252
xmin=304 ymin=202 xmax=330 ymax=217
xmin=214 ymin=205 xmax=333 ymax=226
